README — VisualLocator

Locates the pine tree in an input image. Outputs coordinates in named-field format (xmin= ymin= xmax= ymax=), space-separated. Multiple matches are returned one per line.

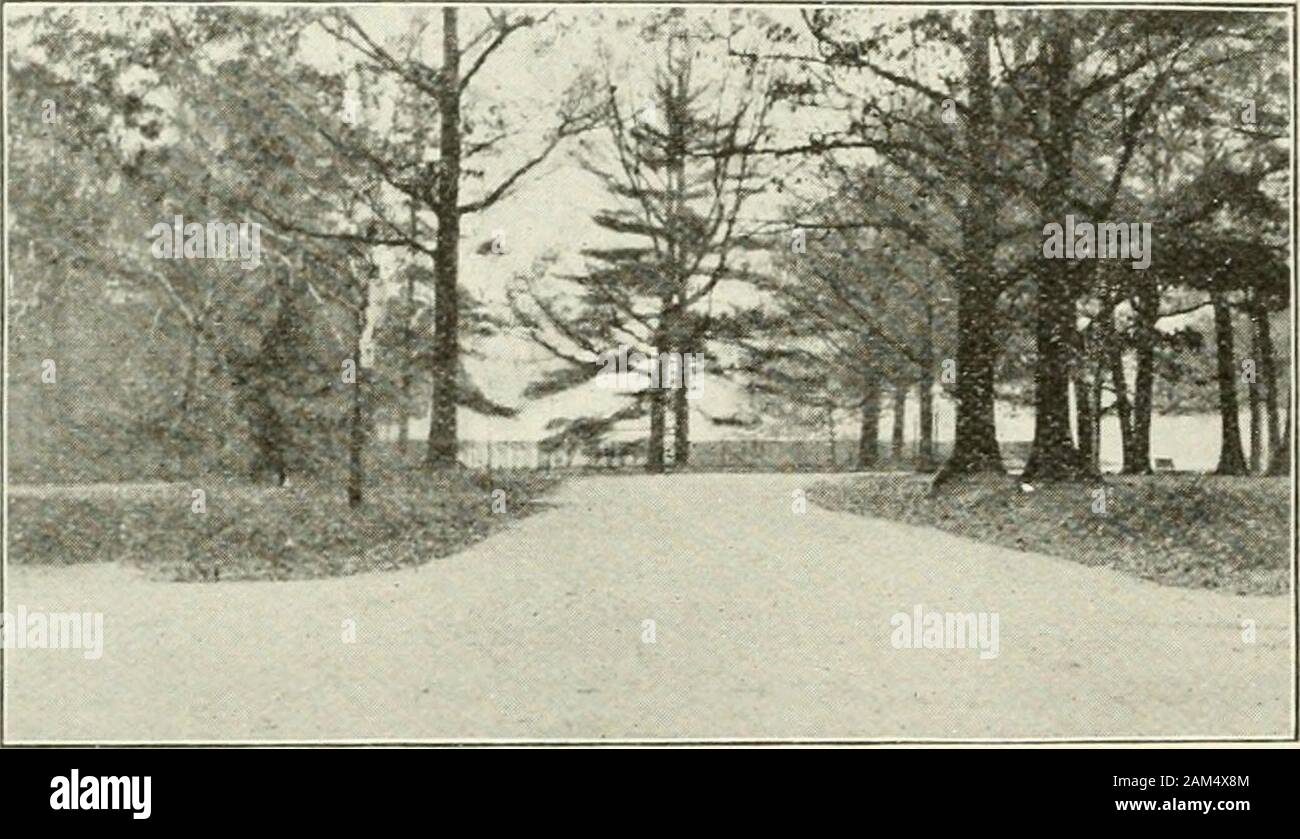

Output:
xmin=513 ymin=18 xmax=771 ymax=471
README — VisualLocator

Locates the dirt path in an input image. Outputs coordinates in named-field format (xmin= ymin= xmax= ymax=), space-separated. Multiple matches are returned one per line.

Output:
xmin=4 ymin=473 xmax=1291 ymax=741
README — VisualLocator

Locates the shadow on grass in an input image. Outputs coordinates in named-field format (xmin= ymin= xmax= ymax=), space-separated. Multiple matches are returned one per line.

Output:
xmin=806 ymin=473 xmax=1290 ymax=596
xmin=7 ymin=470 xmax=563 ymax=582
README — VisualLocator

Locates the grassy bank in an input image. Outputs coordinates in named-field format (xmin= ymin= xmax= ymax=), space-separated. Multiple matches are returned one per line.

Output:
xmin=807 ymin=474 xmax=1290 ymax=596
xmin=8 ymin=470 xmax=561 ymax=582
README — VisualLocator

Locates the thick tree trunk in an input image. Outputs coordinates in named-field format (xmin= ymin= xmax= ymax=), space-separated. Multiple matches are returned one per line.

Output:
xmin=1253 ymin=305 xmax=1281 ymax=470
xmin=672 ymin=376 xmax=690 ymax=468
xmin=246 ymin=393 xmax=286 ymax=486
xmin=1247 ymin=297 xmax=1263 ymax=472
xmin=1089 ymin=358 xmax=1105 ymax=472
xmin=1024 ymin=21 xmax=1091 ymax=482
xmin=935 ymin=10 xmax=1003 ymax=482
xmin=1213 ymin=291 xmax=1248 ymax=475
xmin=1025 ymin=266 xmax=1088 ymax=480
xmin=918 ymin=304 xmax=937 ymax=472
xmin=1248 ymin=342 xmax=1262 ymax=474
xmin=426 ymin=8 xmax=461 ymax=469
xmin=1074 ymin=371 xmax=1094 ymax=468
xmin=1108 ymin=342 xmax=1134 ymax=473
xmin=1126 ymin=281 xmax=1158 ymax=474
xmin=940 ymin=296 xmax=1003 ymax=477
xmin=857 ymin=376 xmax=881 ymax=469
xmin=1266 ymin=405 xmax=1290 ymax=476
xmin=646 ymin=354 xmax=666 ymax=473
xmin=668 ymin=51 xmax=693 ymax=471
xmin=891 ymin=381 xmax=906 ymax=461
xmin=398 ymin=204 xmax=417 ymax=457
xmin=1087 ymin=297 xmax=1114 ymax=473
xmin=348 ymin=311 xmax=366 ymax=508
xmin=248 ymin=270 xmax=295 ymax=486
xmin=918 ymin=371 xmax=935 ymax=472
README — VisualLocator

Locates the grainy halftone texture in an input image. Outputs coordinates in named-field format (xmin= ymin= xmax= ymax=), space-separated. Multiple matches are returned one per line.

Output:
xmin=3 ymin=5 xmax=1293 ymax=743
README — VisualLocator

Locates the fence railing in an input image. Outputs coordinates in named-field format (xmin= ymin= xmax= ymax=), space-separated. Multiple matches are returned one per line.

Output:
xmin=456 ymin=439 xmax=938 ymax=472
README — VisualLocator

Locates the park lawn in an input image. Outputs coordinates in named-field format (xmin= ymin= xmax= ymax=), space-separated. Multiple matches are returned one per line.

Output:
xmin=807 ymin=473 xmax=1290 ymax=596
xmin=8 ymin=470 xmax=561 ymax=582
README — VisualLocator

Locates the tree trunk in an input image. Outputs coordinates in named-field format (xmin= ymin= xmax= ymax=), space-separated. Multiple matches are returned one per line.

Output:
xmin=672 ymin=376 xmax=690 ymax=468
xmin=935 ymin=10 xmax=1003 ymax=482
xmin=857 ymin=375 xmax=881 ymax=469
xmin=180 ymin=329 xmax=199 ymax=418
xmin=646 ymin=355 xmax=666 ymax=473
xmin=1266 ymin=405 xmax=1290 ymax=476
xmin=396 ymin=400 xmax=410 ymax=453
xmin=1253 ymin=305 xmax=1280 ymax=471
xmin=891 ymin=381 xmax=906 ymax=461
xmin=426 ymin=7 xmax=461 ymax=469
xmin=918 ymin=371 xmax=936 ymax=472
xmin=348 ymin=310 xmax=366 ymax=508
xmin=1024 ymin=21 xmax=1091 ymax=482
xmin=666 ymin=50 xmax=690 ymax=471
xmin=247 ymin=268 xmax=296 ymax=486
xmin=1089 ymin=355 xmax=1105 ymax=473
xmin=1213 ymin=291 xmax=1248 ymax=475
xmin=940 ymin=292 xmax=1003 ymax=478
xmin=1108 ymin=341 xmax=1134 ymax=473
xmin=825 ymin=404 xmax=837 ymax=469
xmin=1074 ymin=371 xmax=1094 ymax=468
xmin=175 ymin=329 xmax=201 ymax=475
xmin=918 ymin=303 xmax=937 ymax=472
xmin=1248 ymin=331 xmax=1262 ymax=474
xmin=398 ymin=203 xmax=417 ymax=457
xmin=1025 ymin=266 xmax=1091 ymax=480
xmin=1126 ymin=281 xmax=1158 ymax=474
xmin=1088 ymin=296 xmax=1113 ymax=473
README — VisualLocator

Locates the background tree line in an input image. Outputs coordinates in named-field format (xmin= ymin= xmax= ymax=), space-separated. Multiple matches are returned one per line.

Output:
xmin=6 ymin=5 xmax=1291 ymax=507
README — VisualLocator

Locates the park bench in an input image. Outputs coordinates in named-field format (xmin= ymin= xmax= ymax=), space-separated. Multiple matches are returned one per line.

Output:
xmin=1153 ymin=457 xmax=1176 ymax=472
